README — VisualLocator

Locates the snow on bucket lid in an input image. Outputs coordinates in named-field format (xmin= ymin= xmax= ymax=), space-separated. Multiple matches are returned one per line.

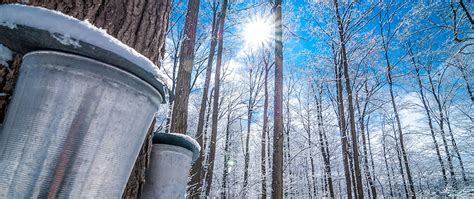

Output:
xmin=0 ymin=4 xmax=172 ymax=103
xmin=153 ymin=133 xmax=201 ymax=162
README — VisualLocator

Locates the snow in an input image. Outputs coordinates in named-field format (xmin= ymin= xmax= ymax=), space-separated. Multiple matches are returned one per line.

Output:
xmin=0 ymin=4 xmax=172 ymax=88
xmin=50 ymin=33 xmax=81 ymax=48
xmin=0 ymin=43 xmax=13 ymax=67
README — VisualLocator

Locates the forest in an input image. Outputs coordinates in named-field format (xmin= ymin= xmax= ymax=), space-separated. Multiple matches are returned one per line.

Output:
xmin=0 ymin=0 xmax=472 ymax=198
xmin=157 ymin=0 xmax=473 ymax=198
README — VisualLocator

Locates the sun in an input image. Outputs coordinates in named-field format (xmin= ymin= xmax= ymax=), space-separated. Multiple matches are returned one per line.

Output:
xmin=242 ymin=14 xmax=273 ymax=49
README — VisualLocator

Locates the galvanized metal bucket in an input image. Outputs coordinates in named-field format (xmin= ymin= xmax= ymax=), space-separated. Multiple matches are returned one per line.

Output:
xmin=0 ymin=51 xmax=164 ymax=198
xmin=142 ymin=133 xmax=200 ymax=199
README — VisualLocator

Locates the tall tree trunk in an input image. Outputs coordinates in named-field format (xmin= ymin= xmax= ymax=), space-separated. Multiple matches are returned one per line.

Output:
xmin=170 ymin=0 xmax=201 ymax=134
xmin=333 ymin=0 xmax=364 ymax=197
xmin=203 ymin=89 xmax=214 ymax=156
xmin=187 ymin=2 xmax=219 ymax=197
xmin=366 ymin=116 xmax=376 ymax=180
xmin=305 ymin=158 xmax=313 ymax=199
xmin=382 ymin=36 xmax=416 ymax=199
xmin=391 ymin=122 xmax=409 ymax=198
xmin=305 ymin=117 xmax=318 ymax=198
xmin=356 ymin=94 xmax=376 ymax=199
xmin=272 ymin=0 xmax=284 ymax=198
xmin=427 ymin=68 xmax=457 ymax=189
xmin=221 ymin=107 xmax=233 ymax=199
xmin=205 ymin=0 xmax=228 ymax=196
xmin=332 ymin=44 xmax=352 ymax=198
xmin=261 ymin=59 xmax=269 ymax=199
xmin=312 ymin=83 xmax=335 ymax=198
xmin=284 ymin=91 xmax=293 ymax=198
xmin=413 ymin=63 xmax=448 ymax=187
xmin=382 ymin=126 xmax=394 ymax=198
xmin=1 ymin=1 xmax=172 ymax=197
xmin=243 ymin=88 xmax=254 ymax=195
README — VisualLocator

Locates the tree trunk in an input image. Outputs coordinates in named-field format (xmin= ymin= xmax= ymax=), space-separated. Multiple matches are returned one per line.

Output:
xmin=382 ymin=126 xmax=394 ymax=198
xmin=413 ymin=65 xmax=448 ymax=187
xmin=0 ymin=54 xmax=21 ymax=123
xmin=356 ymin=93 xmax=376 ymax=199
xmin=243 ymin=86 xmax=254 ymax=195
xmin=427 ymin=67 xmax=457 ymax=189
xmin=272 ymin=0 xmax=284 ymax=198
xmin=304 ymin=112 xmax=317 ymax=198
xmin=261 ymin=58 xmax=269 ymax=199
xmin=332 ymin=43 xmax=352 ymax=198
xmin=122 ymin=119 xmax=155 ymax=198
xmin=0 ymin=1 xmax=172 ymax=197
xmin=391 ymin=121 xmax=409 ymax=198
xmin=333 ymin=0 xmax=364 ymax=197
xmin=221 ymin=107 xmax=233 ymax=199
xmin=205 ymin=0 xmax=228 ymax=196
xmin=312 ymin=83 xmax=335 ymax=198
xmin=187 ymin=2 xmax=218 ymax=197
xmin=382 ymin=31 xmax=416 ymax=198
xmin=284 ymin=89 xmax=293 ymax=198
xmin=445 ymin=110 xmax=468 ymax=185
xmin=170 ymin=0 xmax=201 ymax=134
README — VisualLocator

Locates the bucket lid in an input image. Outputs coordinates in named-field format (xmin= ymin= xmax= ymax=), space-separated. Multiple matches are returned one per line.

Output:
xmin=153 ymin=133 xmax=201 ymax=162
xmin=0 ymin=4 xmax=172 ymax=103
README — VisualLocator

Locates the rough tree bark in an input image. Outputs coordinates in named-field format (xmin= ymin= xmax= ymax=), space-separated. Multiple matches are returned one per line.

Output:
xmin=204 ymin=0 xmax=228 ymax=196
xmin=170 ymin=0 xmax=201 ymax=134
xmin=0 ymin=1 xmax=172 ymax=198
xmin=272 ymin=0 xmax=284 ymax=197
xmin=187 ymin=1 xmax=219 ymax=197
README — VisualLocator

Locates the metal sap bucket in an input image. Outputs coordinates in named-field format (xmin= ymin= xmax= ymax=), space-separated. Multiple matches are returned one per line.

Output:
xmin=0 ymin=5 xmax=169 ymax=197
xmin=142 ymin=133 xmax=200 ymax=199
xmin=0 ymin=51 xmax=163 ymax=198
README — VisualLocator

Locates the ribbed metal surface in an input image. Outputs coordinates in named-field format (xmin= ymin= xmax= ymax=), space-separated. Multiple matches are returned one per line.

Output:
xmin=0 ymin=51 xmax=162 ymax=198
xmin=142 ymin=144 xmax=193 ymax=199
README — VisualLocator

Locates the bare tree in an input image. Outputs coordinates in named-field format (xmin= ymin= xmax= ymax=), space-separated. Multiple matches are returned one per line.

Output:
xmin=378 ymin=1 xmax=416 ymax=197
xmin=333 ymin=0 xmax=364 ymax=197
xmin=243 ymin=52 xmax=265 ymax=196
xmin=408 ymin=45 xmax=448 ymax=187
xmin=204 ymin=0 xmax=228 ymax=196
